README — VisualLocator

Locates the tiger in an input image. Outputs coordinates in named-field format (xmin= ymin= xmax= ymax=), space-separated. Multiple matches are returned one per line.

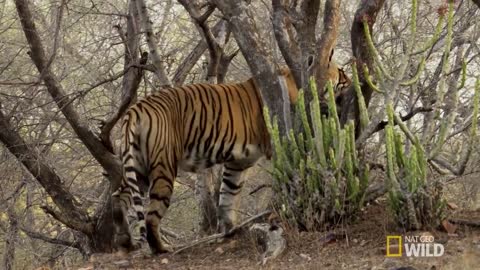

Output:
xmin=111 ymin=64 xmax=351 ymax=254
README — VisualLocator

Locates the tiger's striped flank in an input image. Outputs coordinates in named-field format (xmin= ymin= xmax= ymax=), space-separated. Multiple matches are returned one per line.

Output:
xmin=112 ymin=65 xmax=351 ymax=254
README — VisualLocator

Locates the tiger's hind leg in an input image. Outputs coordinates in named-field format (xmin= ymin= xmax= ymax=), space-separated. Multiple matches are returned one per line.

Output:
xmin=112 ymin=186 xmax=139 ymax=251
xmin=112 ymin=166 xmax=148 ymax=251
xmin=217 ymin=162 xmax=249 ymax=235
xmin=145 ymin=166 xmax=175 ymax=254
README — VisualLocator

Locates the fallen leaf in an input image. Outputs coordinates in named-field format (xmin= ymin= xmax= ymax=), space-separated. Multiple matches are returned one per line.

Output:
xmin=447 ymin=202 xmax=458 ymax=210
xmin=228 ymin=240 xmax=238 ymax=249
xmin=441 ymin=220 xmax=457 ymax=235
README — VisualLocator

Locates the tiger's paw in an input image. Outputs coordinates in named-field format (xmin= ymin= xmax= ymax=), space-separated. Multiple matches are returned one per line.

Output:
xmin=147 ymin=237 xmax=173 ymax=254
xmin=150 ymin=244 xmax=173 ymax=255
xmin=130 ymin=239 xmax=143 ymax=251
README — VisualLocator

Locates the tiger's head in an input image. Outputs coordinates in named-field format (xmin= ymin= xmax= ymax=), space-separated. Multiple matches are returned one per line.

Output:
xmin=277 ymin=64 xmax=351 ymax=105
xmin=326 ymin=61 xmax=351 ymax=97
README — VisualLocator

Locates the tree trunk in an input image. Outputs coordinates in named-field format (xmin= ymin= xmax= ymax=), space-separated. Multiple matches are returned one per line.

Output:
xmin=172 ymin=20 xmax=227 ymax=85
xmin=3 ymin=208 xmax=18 ymax=270
xmin=213 ymin=0 xmax=290 ymax=135
xmin=340 ymin=0 xmax=386 ymax=136
xmin=195 ymin=168 xmax=222 ymax=234
xmin=11 ymin=0 xmax=146 ymax=253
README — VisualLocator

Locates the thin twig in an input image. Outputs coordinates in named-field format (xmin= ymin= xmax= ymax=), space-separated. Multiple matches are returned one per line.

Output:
xmin=449 ymin=219 xmax=480 ymax=227
xmin=161 ymin=227 xmax=180 ymax=239
xmin=248 ymin=184 xmax=272 ymax=195
xmin=172 ymin=210 xmax=271 ymax=254
xmin=373 ymin=107 xmax=432 ymax=133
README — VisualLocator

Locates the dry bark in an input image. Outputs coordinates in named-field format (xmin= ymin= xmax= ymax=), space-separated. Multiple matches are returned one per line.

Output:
xmin=340 ymin=0 xmax=386 ymax=133
xmin=178 ymin=0 xmax=225 ymax=84
xmin=314 ymin=0 xmax=341 ymax=93
xmin=134 ymin=0 xmax=171 ymax=86
xmin=172 ymin=20 xmax=227 ymax=85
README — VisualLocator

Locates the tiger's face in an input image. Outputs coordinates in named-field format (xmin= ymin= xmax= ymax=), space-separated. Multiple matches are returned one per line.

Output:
xmin=278 ymin=65 xmax=351 ymax=104
xmin=327 ymin=61 xmax=351 ymax=95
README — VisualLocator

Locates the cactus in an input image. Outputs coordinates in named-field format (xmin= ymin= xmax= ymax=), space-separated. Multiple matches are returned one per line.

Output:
xmin=359 ymin=0 xmax=462 ymax=230
xmin=264 ymin=77 xmax=369 ymax=230
xmin=384 ymin=103 xmax=445 ymax=229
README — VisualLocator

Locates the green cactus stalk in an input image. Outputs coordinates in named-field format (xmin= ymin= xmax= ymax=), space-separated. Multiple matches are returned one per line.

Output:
xmin=352 ymin=63 xmax=370 ymax=130
xmin=265 ymin=78 xmax=369 ymax=230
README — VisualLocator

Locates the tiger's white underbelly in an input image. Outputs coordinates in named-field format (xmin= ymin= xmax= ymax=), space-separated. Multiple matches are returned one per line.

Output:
xmin=178 ymin=143 xmax=263 ymax=172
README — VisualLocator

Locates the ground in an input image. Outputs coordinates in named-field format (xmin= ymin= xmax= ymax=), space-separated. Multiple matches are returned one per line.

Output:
xmin=74 ymin=201 xmax=480 ymax=270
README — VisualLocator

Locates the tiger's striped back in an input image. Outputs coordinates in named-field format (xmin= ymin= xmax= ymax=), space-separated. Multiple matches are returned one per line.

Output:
xmin=112 ymin=66 xmax=350 ymax=254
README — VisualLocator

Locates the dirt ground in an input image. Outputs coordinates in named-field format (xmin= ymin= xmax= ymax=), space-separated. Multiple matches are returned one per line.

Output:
xmin=74 ymin=201 xmax=480 ymax=270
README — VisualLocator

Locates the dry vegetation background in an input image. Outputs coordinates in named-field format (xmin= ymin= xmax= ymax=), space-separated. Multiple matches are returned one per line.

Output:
xmin=0 ymin=0 xmax=480 ymax=269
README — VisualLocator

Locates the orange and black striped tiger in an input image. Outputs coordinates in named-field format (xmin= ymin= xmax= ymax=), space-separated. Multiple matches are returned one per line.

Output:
xmin=112 ymin=65 xmax=351 ymax=254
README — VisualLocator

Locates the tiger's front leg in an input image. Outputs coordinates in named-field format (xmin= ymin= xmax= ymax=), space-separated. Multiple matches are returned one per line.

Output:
xmin=217 ymin=162 xmax=247 ymax=235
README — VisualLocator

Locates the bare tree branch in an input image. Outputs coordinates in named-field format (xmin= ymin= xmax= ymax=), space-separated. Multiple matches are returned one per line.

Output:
xmin=179 ymin=0 xmax=224 ymax=83
xmin=20 ymin=226 xmax=82 ymax=250
xmin=173 ymin=210 xmax=272 ymax=254
xmin=272 ymin=0 xmax=302 ymax=86
xmin=135 ymin=0 xmax=171 ymax=86
xmin=341 ymin=0 xmax=386 ymax=134
xmin=372 ymin=107 xmax=433 ymax=133
xmin=0 ymin=108 xmax=92 ymax=234
xmin=314 ymin=0 xmax=341 ymax=92
xmin=172 ymin=20 xmax=227 ymax=85
xmin=14 ymin=0 xmax=122 ymax=184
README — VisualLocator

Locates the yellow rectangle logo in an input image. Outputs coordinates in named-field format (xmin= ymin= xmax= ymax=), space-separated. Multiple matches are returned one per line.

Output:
xmin=386 ymin=236 xmax=402 ymax=257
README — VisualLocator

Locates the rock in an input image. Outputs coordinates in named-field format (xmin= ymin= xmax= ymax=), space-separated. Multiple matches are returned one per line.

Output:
xmin=161 ymin=258 xmax=169 ymax=264
xmin=215 ymin=247 xmax=225 ymax=255
xmin=382 ymin=258 xmax=398 ymax=268
xmin=250 ymin=223 xmax=286 ymax=265
xmin=299 ymin=253 xmax=311 ymax=261
xmin=77 ymin=266 xmax=94 ymax=270
xmin=113 ymin=259 xmax=132 ymax=268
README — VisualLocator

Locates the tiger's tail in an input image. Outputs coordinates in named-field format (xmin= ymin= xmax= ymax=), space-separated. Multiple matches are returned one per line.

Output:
xmin=112 ymin=110 xmax=147 ymax=248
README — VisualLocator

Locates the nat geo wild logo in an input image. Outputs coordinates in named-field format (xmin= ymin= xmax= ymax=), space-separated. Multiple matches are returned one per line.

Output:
xmin=386 ymin=234 xmax=445 ymax=257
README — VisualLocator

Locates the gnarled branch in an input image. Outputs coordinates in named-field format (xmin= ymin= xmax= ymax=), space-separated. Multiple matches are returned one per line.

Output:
xmin=14 ymin=0 xmax=122 ymax=184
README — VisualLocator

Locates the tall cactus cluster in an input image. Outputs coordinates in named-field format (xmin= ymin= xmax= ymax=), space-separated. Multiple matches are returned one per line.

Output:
xmin=385 ymin=103 xmax=443 ymax=230
xmin=362 ymin=0 xmax=479 ymax=229
xmin=264 ymin=79 xmax=369 ymax=230
xmin=264 ymin=0 xmax=480 ymax=231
